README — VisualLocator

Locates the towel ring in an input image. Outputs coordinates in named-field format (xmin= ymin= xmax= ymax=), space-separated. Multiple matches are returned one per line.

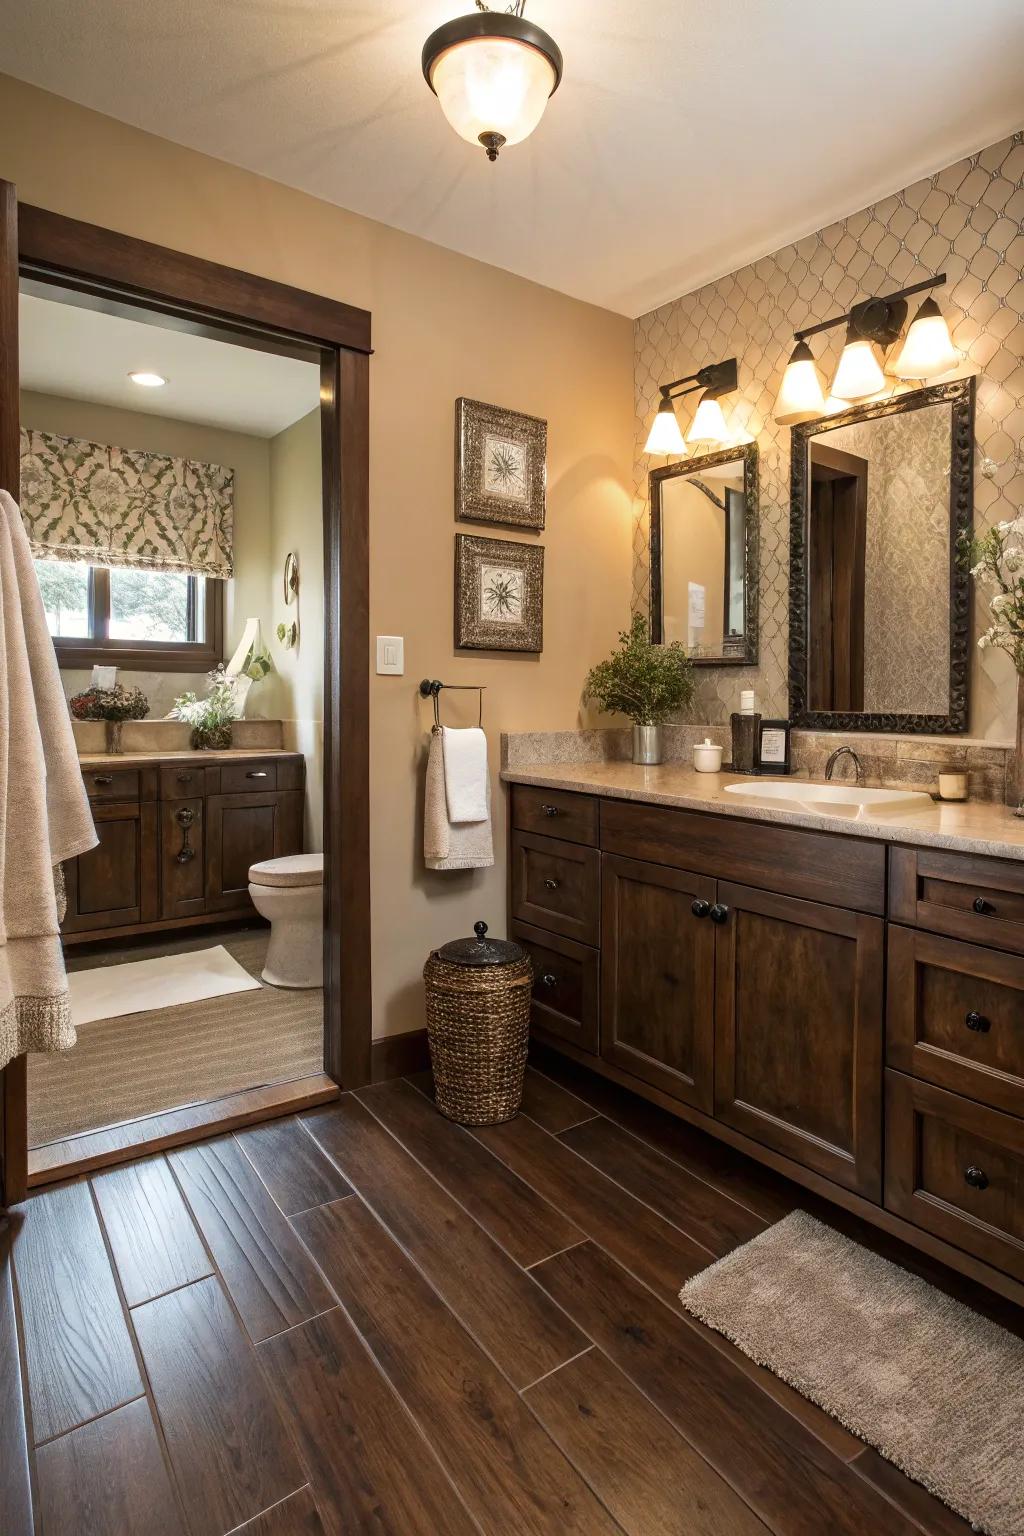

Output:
xmin=419 ymin=678 xmax=485 ymax=729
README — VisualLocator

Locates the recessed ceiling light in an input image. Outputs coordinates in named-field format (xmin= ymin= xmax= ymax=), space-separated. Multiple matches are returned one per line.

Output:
xmin=128 ymin=371 xmax=167 ymax=388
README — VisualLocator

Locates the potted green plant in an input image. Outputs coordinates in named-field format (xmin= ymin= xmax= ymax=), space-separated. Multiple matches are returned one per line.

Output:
xmin=962 ymin=517 xmax=1024 ymax=814
xmin=584 ymin=614 xmax=695 ymax=765
xmin=171 ymin=667 xmax=239 ymax=751
xmin=68 ymin=683 xmax=150 ymax=754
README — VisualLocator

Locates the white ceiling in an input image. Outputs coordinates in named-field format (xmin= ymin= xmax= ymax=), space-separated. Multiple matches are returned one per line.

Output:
xmin=19 ymin=292 xmax=322 ymax=436
xmin=2 ymin=1 xmax=1023 ymax=316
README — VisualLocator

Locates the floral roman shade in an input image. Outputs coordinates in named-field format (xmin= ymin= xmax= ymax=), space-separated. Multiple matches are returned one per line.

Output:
xmin=19 ymin=428 xmax=234 ymax=579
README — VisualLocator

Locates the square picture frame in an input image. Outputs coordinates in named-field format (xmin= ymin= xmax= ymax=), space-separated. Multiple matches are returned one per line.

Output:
xmin=455 ymin=533 xmax=544 ymax=652
xmin=455 ymin=397 xmax=547 ymax=530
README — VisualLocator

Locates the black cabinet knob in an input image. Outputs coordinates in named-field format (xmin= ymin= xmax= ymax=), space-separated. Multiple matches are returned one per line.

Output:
xmin=177 ymin=771 xmax=193 ymax=783
xmin=964 ymin=1165 xmax=989 ymax=1190
xmin=544 ymin=877 xmax=560 ymax=891
xmin=965 ymin=1011 xmax=991 ymax=1033
xmin=709 ymin=903 xmax=729 ymax=925
xmin=972 ymin=896 xmax=995 ymax=915
xmin=691 ymin=899 xmax=710 ymax=919
xmin=540 ymin=972 xmax=558 ymax=988
xmin=541 ymin=804 xmax=559 ymax=817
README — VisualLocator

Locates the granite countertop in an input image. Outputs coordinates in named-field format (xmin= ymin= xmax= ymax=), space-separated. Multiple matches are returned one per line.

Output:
xmin=501 ymin=760 xmax=1024 ymax=862
xmin=79 ymin=748 xmax=299 ymax=767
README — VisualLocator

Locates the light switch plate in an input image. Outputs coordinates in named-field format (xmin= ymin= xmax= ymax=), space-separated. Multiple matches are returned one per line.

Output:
xmin=376 ymin=635 xmax=404 ymax=675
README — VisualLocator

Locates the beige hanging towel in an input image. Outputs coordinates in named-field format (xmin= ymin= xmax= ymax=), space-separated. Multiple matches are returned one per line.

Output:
xmin=423 ymin=729 xmax=493 ymax=871
xmin=0 ymin=489 xmax=97 ymax=1070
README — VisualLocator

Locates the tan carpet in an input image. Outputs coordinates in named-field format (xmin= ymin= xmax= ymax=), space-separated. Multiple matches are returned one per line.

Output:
xmin=28 ymin=930 xmax=323 ymax=1146
xmin=678 ymin=1210 xmax=1024 ymax=1536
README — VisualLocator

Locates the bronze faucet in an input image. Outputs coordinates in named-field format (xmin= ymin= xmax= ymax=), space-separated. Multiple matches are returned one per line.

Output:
xmin=825 ymin=746 xmax=864 ymax=782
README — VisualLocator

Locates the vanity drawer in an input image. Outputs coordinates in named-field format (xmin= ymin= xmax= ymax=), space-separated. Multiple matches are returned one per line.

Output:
xmin=890 ymin=846 xmax=1024 ymax=956
xmin=219 ymin=759 xmax=279 ymax=793
xmin=887 ymin=925 xmax=1024 ymax=1115
xmin=511 ymin=784 xmax=599 ymax=847
xmin=511 ymin=831 xmax=600 ymax=946
xmin=600 ymin=798 xmax=885 ymax=914
xmin=159 ymin=763 xmax=208 ymax=799
xmin=511 ymin=920 xmax=599 ymax=1054
xmin=83 ymin=766 xmax=140 ymax=801
xmin=885 ymin=1071 xmax=1024 ymax=1282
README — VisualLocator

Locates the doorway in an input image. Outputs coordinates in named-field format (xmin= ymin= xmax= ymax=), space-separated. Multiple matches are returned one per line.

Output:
xmin=0 ymin=189 xmax=371 ymax=1202
xmin=808 ymin=441 xmax=868 ymax=713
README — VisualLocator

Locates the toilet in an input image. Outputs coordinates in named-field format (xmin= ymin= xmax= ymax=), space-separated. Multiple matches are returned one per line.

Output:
xmin=248 ymin=852 xmax=324 ymax=988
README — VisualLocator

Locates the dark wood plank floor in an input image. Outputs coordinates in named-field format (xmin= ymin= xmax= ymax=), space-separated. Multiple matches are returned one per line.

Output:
xmin=2 ymin=1057 xmax=993 ymax=1535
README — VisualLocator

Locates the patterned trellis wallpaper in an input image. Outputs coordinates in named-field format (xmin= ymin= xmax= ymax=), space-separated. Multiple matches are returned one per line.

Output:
xmin=633 ymin=132 xmax=1024 ymax=739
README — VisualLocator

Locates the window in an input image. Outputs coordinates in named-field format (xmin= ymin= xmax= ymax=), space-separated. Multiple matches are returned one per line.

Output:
xmin=34 ymin=559 xmax=223 ymax=671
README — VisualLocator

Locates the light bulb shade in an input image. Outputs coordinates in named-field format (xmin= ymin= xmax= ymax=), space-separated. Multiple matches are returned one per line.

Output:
xmin=423 ymin=12 xmax=562 ymax=153
xmin=830 ymin=336 xmax=885 ymax=401
xmin=644 ymin=399 xmax=687 ymax=455
xmin=686 ymin=392 xmax=730 ymax=445
xmin=889 ymin=296 xmax=959 ymax=379
xmin=772 ymin=341 xmax=826 ymax=425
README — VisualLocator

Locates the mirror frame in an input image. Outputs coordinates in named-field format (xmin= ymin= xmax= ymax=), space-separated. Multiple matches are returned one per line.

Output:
xmin=649 ymin=441 xmax=759 ymax=666
xmin=788 ymin=376 xmax=975 ymax=735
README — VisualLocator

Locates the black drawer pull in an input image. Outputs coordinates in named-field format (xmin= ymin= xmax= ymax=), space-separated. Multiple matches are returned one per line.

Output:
xmin=544 ymin=877 xmax=560 ymax=891
xmin=176 ymin=771 xmax=193 ymax=782
xmin=709 ymin=903 xmax=729 ymax=925
xmin=964 ymin=1165 xmax=989 ymax=1191
xmin=965 ymin=1011 xmax=991 ymax=1033
xmin=972 ymin=896 xmax=995 ymax=915
xmin=246 ymin=770 xmax=269 ymax=779
xmin=92 ymin=774 xmax=114 ymax=786
xmin=691 ymin=899 xmax=710 ymax=919
xmin=540 ymin=972 xmax=558 ymax=988
xmin=540 ymin=803 xmax=559 ymax=817
xmin=174 ymin=806 xmax=196 ymax=864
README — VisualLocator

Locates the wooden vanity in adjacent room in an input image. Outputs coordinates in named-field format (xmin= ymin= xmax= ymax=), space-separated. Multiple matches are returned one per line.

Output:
xmin=65 ymin=750 xmax=305 ymax=944
xmin=505 ymin=764 xmax=1024 ymax=1302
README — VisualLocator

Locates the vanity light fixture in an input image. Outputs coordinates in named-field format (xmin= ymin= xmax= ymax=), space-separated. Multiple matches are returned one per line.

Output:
xmin=771 ymin=275 xmax=955 ymax=422
xmin=643 ymin=358 xmax=738 ymax=456
xmin=422 ymin=1 xmax=563 ymax=162
xmin=128 ymin=371 xmax=167 ymax=388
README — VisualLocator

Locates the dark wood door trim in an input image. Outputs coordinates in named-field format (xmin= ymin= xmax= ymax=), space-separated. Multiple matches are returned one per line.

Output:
xmin=1 ymin=200 xmax=372 ymax=1206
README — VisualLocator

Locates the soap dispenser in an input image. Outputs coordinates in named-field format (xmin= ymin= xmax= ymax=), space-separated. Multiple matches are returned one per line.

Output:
xmin=730 ymin=689 xmax=761 ymax=775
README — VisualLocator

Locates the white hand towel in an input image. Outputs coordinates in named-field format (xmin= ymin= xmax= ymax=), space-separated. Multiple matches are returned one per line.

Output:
xmin=441 ymin=726 xmax=489 ymax=823
xmin=424 ymin=731 xmax=493 ymax=871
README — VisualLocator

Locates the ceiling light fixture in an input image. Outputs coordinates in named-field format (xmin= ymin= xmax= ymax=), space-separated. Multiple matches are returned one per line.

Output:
xmin=422 ymin=1 xmax=563 ymax=162
xmin=771 ymin=275 xmax=957 ymax=422
xmin=128 ymin=371 xmax=167 ymax=388
xmin=643 ymin=358 xmax=738 ymax=455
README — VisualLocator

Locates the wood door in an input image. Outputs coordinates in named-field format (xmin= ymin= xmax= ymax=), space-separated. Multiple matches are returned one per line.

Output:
xmin=600 ymin=854 xmax=715 ymax=1110
xmin=808 ymin=443 xmax=867 ymax=712
xmin=160 ymin=796 xmax=206 ymax=920
xmin=205 ymin=790 xmax=303 ymax=911
xmin=714 ymin=880 xmax=884 ymax=1199
xmin=62 ymin=802 xmax=159 ymax=933
xmin=0 ymin=178 xmax=21 ymax=1206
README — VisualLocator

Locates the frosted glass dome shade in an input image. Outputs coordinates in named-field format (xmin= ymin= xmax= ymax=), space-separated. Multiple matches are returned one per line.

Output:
xmin=424 ymin=13 xmax=562 ymax=158
xmin=889 ymin=297 xmax=959 ymax=379
xmin=644 ymin=400 xmax=687 ymax=455
xmin=686 ymin=392 xmax=730 ymax=445
xmin=830 ymin=337 xmax=885 ymax=401
xmin=773 ymin=341 xmax=826 ymax=425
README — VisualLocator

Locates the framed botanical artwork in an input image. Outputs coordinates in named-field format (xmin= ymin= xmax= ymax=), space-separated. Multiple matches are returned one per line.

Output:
xmin=455 ymin=397 xmax=547 ymax=530
xmin=455 ymin=534 xmax=544 ymax=653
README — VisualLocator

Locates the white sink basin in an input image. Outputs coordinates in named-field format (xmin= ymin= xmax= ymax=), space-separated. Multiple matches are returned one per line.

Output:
xmin=724 ymin=780 xmax=933 ymax=819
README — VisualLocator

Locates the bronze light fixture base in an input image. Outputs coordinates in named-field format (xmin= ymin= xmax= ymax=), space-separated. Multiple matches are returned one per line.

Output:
xmin=479 ymin=132 xmax=507 ymax=162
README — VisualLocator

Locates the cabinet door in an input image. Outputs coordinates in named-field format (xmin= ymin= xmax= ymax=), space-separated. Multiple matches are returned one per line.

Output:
xmin=600 ymin=854 xmax=715 ymax=1110
xmin=713 ymin=881 xmax=884 ymax=1199
xmin=160 ymin=797 xmax=206 ymax=920
xmin=205 ymin=790 xmax=304 ymax=911
xmin=62 ymin=801 xmax=159 ymax=933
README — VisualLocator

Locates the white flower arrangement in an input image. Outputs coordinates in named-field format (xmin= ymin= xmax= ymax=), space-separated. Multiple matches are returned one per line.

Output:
xmin=962 ymin=515 xmax=1024 ymax=674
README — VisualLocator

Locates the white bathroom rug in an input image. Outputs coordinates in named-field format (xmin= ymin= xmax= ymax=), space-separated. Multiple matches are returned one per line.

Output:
xmin=68 ymin=945 xmax=262 ymax=1027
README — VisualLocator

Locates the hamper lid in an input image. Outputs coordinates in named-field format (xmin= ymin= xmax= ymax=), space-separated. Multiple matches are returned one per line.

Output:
xmin=436 ymin=921 xmax=526 ymax=968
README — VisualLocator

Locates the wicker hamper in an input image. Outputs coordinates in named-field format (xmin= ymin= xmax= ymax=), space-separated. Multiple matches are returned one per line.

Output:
xmin=423 ymin=921 xmax=534 ymax=1125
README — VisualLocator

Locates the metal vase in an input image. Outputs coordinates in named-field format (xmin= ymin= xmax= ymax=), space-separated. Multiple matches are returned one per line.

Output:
xmin=632 ymin=724 xmax=663 ymax=765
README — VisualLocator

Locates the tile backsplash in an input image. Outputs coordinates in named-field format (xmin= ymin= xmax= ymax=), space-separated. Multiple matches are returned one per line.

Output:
xmin=633 ymin=132 xmax=1024 ymax=742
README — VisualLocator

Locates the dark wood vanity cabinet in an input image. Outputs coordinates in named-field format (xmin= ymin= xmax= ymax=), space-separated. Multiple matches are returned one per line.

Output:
xmin=509 ymin=778 xmax=1024 ymax=1300
xmin=63 ymin=753 xmax=305 ymax=943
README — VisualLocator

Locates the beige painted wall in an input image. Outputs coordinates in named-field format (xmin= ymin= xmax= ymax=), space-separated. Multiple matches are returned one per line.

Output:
xmin=0 ymin=74 xmax=635 ymax=1039
xmin=266 ymin=407 xmax=324 ymax=851
xmin=21 ymin=387 xmax=272 ymax=712
xmin=633 ymin=132 xmax=1024 ymax=741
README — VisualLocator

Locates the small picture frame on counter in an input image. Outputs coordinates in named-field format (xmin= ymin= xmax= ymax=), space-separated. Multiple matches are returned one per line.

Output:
xmin=757 ymin=719 xmax=792 ymax=774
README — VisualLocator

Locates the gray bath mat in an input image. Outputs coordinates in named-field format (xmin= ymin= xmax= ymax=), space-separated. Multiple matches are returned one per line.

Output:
xmin=678 ymin=1209 xmax=1023 ymax=1536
